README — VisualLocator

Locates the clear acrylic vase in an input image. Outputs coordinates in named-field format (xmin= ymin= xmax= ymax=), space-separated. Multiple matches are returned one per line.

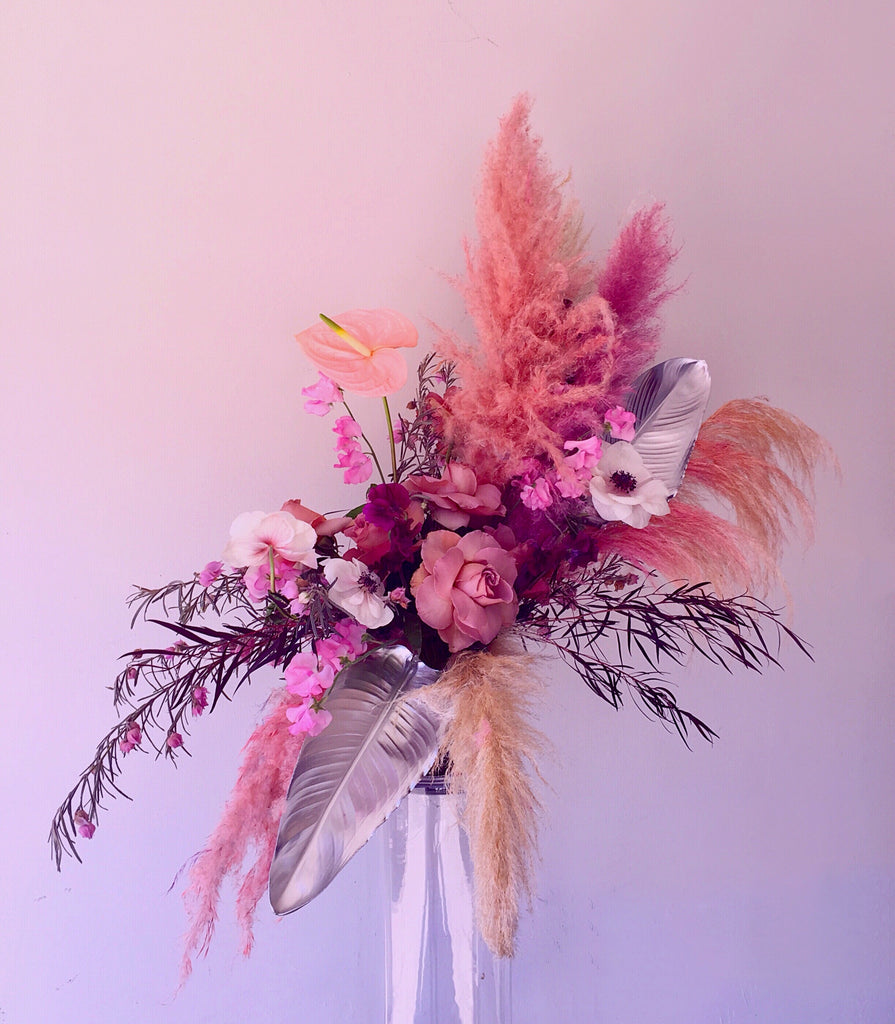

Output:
xmin=384 ymin=777 xmax=512 ymax=1024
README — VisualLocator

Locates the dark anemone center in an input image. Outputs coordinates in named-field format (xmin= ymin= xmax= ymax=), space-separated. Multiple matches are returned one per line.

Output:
xmin=358 ymin=571 xmax=380 ymax=594
xmin=609 ymin=470 xmax=637 ymax=494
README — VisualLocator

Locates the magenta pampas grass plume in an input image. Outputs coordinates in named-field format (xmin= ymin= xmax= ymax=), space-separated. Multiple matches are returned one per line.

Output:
xmin=599 ymin=500 xmax=776 ymax=597
xmin=180 ymin=690 xmax=303 ymax=982
xmin=437 ymin=96 xmax=678 ymax=485
xmin=596 ymin=202 xmax=678 ymax=393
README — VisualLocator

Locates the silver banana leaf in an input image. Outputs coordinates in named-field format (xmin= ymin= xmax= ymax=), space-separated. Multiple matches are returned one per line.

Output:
xmin=625 ymin=357 xmax=711 ymax=496
xmin=269 ymin=645 xmax=443 ymax=915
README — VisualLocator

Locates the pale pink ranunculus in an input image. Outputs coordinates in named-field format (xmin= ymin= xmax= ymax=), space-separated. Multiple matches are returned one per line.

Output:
xmin=295 ymin=309 xmax=418 ymax=397
xmin=223 ymin=510 xmax=317 ymax=569
xmin=411 ymin=529 xmax=519 ymax=652
xmin=404 ymin=463 xmax=505 ymax=529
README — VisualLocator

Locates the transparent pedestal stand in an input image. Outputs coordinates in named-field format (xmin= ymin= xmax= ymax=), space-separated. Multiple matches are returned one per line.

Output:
xmin=384 ymin=775 xmax=512 ymax=1024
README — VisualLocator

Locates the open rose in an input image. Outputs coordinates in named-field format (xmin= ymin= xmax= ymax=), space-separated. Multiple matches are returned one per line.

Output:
xmin=404 ymin=463 xmax=505 ymax=529
xmin=411 ymin=529 xmax=518 ymax=652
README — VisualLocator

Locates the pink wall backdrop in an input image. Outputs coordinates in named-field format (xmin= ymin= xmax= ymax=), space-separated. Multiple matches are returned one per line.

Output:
xmin=2 ymin=2 xmax=892 ymax=1021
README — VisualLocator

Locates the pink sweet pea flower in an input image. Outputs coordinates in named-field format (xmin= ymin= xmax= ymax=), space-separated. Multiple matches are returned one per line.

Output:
xmin=316 ymin=618 xmax=369 ymax=672
xmin=563 ymin=436 xmax=603 ymax=473
xmin=286 ymin=703 xmax=333 ymax=737
xmin=604 ymin=406 xmax=636 ymax=442
xmin=411 ymin=529 xmax=519 ymax=652
xmin=296 ymin=310 xmax=418 ymax=397
xmin=301 ymin=373 xmax=342 ymax=416
xmin=520 ymin=478 xmax=553 ymax=511
xmin=166 ymin=732 xmax=184 ymax=749
xmin=199 ymin=560 xmax=224 ymax=587
xmin=223 ymin=510 xmax=317 ymax=570
xmin=284 ymin=652 xmax=335 ymax=699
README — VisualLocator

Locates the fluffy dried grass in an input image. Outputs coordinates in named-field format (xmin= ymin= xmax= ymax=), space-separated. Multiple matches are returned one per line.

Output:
xmin=418 ymin=648 xmax=546 ymax=957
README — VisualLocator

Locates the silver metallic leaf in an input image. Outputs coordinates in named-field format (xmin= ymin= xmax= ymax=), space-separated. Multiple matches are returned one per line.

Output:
xmin=625 ymin=357 xmax=711 ymax=496
xmin=269 ymin=646 xmax=443 ymax=915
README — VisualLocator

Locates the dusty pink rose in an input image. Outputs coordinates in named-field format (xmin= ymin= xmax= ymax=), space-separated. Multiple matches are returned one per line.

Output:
xmin=411 ymin=529 xmax=519 ymax=652
xmin=404 ymin=464 xmax=505 ymax=529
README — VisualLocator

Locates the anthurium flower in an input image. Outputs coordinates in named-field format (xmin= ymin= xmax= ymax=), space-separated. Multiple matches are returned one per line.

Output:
xmin=223 ymin=510 xmax=317 ymax=569
xmin=295 ymin=309 xmax=418 ymax=397
xmin=588 ymin=441 xmax=670 ymax=529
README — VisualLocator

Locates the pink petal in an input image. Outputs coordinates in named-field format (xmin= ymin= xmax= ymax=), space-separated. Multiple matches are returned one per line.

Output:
xmin=296 ymin=310 xmax=418 ymax=397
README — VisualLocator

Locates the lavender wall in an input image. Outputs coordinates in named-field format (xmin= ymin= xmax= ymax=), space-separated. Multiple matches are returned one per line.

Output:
xmin=2 ymin=2 xmax=892 ymax=1021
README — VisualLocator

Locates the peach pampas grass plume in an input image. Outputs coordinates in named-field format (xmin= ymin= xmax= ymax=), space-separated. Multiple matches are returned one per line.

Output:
xmin=179 ymin=689 xmax=303 ymax=982
xmin=437 ymin=95 xmax=677 ymax=484
xmin=420 ymin=648 xmax=546 ymax=957
xmin=601 ymin=399 xmax=834 ymax=597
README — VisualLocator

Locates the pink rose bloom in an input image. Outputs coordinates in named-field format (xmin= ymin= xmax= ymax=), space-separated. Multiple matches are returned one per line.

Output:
xmin=342 ymin=514 xmax=392 ymax=566
xmin=166 ymin=732 xmax=184 ymax=749
xmin=411 ymin=529 xmax=519 ymax=652
xmin=404 ymin=464 xmax=505 ymax=530
xmin=223 ymin=510 xmax=317 ymax=569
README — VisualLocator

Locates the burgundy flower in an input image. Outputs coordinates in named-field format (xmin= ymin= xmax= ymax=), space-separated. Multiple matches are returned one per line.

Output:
xmin=343 ymin=514 xmax=393 ymax=567
xmin=411 ymin=529 xmax=519 ymax=652
xmin=404 ymin=464 xmax=505 ymax=530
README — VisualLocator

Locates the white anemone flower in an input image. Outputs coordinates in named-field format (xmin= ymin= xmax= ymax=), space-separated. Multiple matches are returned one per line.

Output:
xmin=323 ymin=558 xmax=394 ymax=629
xmin=588 ymin=441 xmax=670 ymax=529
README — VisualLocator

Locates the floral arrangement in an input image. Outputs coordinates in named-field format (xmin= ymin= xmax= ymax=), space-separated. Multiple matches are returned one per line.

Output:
xmin=50 ymin=97 xmax=829 ymax=970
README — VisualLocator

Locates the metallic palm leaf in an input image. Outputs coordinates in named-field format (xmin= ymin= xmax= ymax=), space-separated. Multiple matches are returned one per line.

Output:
xmin=626 ymin=357 xmax=711 ymax=496
xmin=269 ymin=645 xmax=442 ymax=915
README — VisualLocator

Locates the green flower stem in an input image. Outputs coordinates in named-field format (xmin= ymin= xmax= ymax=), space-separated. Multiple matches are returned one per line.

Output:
xmin=340 ymin=396 xmax=387 ymax=484
xmin=383 ymin=396 xmax=398 ymax=482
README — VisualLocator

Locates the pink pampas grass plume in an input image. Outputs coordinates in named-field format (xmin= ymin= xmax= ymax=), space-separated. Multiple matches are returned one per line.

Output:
xmin=436 ymin=96 xmax=678 ymax=485
xmin=180 ymin=689 xmax=303 ymax=982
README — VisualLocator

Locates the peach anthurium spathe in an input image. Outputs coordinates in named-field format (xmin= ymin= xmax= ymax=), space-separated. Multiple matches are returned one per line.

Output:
xmin=295 ymin=309 xmax=418 ymax=397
